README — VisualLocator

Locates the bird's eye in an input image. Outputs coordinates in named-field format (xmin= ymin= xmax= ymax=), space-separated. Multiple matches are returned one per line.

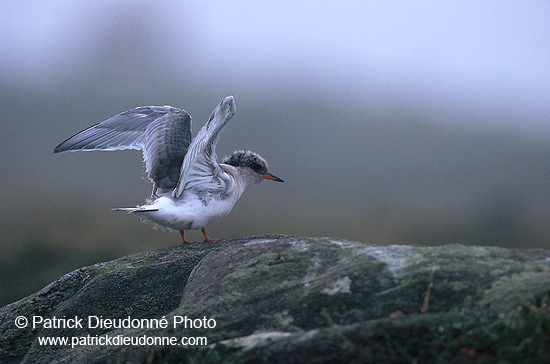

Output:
xmin=250 ymin=163 xmax=262 ymax=172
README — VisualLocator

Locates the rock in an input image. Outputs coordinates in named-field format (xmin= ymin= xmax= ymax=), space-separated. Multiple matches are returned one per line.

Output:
xmin=1 ymin=235 xmax=549 ymax=363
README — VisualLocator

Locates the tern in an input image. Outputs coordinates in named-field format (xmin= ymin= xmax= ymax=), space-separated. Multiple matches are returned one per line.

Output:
xmin=54 ymin=96 xmax=283 ymax=243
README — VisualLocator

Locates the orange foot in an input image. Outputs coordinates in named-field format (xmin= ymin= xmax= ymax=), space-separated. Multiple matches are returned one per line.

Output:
xmin=179 ymin=230 xmax=193 ymax=244
xmin=201 ymin=227 xmax=220 ymax=242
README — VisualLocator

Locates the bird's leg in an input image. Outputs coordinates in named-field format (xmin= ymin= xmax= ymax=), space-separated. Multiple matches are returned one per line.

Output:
xmin=151 ymin=184 xmax=159 ymax=199
xmin=201 ymin=227 xmax=220 ymax=242
xmin=179 ymin=230 xmax=192 ymax=244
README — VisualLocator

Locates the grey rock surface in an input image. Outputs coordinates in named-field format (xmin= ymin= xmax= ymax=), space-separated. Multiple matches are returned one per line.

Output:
xmin=1 ymin=235 xmax=549 ymax=363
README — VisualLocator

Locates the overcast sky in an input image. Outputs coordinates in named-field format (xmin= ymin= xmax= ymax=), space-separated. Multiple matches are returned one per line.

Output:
xmin=1 ymin=1 xmax=549 ymax=136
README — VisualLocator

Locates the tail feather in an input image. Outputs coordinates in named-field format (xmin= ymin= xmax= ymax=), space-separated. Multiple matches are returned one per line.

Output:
xmin=112 ymin=207 xmax=159 ymax=213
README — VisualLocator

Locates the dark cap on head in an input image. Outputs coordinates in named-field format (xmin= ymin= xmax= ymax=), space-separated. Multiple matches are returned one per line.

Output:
xmin=222 ymin=150 xmax=283 ymax=182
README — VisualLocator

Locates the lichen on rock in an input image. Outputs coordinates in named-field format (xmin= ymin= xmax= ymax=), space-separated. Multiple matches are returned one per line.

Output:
xmin=1 ymin=235 xmax=548 ymax=363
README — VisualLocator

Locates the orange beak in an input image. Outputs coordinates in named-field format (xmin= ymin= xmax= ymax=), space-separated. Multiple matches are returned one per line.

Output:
xmin=261 ymin=173 xmax=284 ymax=182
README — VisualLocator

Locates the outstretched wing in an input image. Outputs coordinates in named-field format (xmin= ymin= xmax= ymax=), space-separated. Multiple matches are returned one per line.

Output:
xmin=54 ymin=106 xmax=192 ymax=190
xmin=173 ymin=96 xmax=236 ymax=198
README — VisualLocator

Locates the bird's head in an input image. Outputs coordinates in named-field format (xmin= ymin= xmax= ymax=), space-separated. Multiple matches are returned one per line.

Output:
xmin=222 ymin=150 xmax=284 ymax=185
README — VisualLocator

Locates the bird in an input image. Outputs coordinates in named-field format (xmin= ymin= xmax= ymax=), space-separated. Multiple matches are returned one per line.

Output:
xmin=54 ymin=96 xmax=283 ymax=243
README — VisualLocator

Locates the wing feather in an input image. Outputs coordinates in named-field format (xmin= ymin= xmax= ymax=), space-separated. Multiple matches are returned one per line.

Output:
xmin=173 ymin=96 xmax=236 ymax=198
xmin=54 ymin=106 xmax=192 ymax=190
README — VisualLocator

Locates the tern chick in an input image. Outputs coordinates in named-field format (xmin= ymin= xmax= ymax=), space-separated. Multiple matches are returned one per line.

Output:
xmin=54 ymin=96 xmax=283 ymax=243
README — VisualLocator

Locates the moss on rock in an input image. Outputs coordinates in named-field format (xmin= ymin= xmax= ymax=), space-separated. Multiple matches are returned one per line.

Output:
xmin=1 ymin=235 xmax=548 ymax=363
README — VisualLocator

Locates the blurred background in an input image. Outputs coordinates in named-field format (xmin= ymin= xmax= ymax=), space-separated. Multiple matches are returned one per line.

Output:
xmin=1 ymin=1 xmax=549 ymax=306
